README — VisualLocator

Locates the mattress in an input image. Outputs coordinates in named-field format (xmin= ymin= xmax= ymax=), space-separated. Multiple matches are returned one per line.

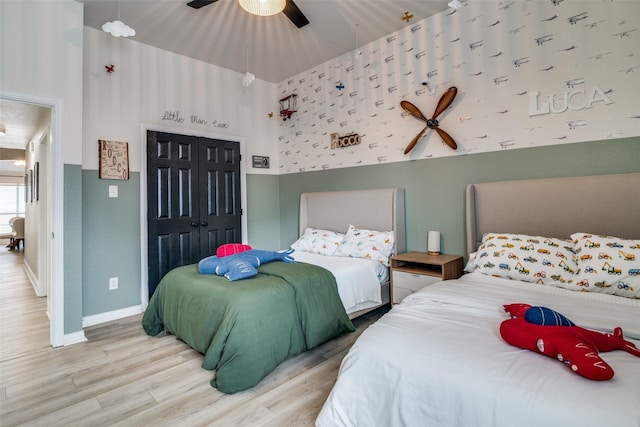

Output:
xmin=316 ymin=272 xmax=640 ymax=427
xmin=292 ymin=251 xmax=387 ymax=315
xmin=143 ymin=261 xmax=354 ymax=393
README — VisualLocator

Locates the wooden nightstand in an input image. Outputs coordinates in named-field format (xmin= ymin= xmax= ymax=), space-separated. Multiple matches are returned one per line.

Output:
xmin=390 ymin=252 xmax=464 ymax=304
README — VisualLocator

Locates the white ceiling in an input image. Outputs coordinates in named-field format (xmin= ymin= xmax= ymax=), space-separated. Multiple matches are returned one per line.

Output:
xmin=0 ymin=101 xmax=49 ymax=176
xmin=1 ymin=0 xmax=452 ymax=160
xmin=79 ymin=0 xmax=451 ymax=82
xmin=0 ymin=101 xmax=49 ymax=151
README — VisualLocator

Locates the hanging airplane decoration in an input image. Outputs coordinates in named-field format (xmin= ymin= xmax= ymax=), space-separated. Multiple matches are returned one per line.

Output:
xmin=400 ymin=86 xmax=458 ymax=154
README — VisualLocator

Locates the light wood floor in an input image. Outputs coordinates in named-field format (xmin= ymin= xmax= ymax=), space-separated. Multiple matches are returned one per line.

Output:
xmin=0 ymin=246 xmax=386 ymax=426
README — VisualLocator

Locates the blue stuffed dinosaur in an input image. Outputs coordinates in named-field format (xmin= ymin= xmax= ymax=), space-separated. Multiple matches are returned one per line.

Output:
xmin=198 ymin=249 xmax=296 ymax=281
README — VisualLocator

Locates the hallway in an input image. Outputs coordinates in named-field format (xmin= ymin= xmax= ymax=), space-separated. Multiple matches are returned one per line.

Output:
xmin=0 ymin=242 xmax=49 ymax=362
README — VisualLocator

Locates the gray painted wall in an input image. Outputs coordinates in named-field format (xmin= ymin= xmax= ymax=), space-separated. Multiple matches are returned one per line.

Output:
xmin=77 ymin=135 xmax=639 ymax=317
xmin=246 ymin=174 xmax=281 ymax=251
xmin=80 ymin=172 xmax=280 ymax=316
xmin=81 ymin=171 xmax=141 ymax=316
xmin=64 ymin=165 xmax=83 ymax=333
xmin=278 ymin=137 xmax=640 ymax=261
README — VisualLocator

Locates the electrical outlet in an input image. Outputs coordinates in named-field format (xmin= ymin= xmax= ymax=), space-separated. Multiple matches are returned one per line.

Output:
xmin=109 ymin=277 xmax=118 ymax=290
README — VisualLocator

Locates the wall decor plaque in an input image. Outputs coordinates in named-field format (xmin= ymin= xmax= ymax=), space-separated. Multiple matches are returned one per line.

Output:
xmin=99 ymin=140 xmax=129 ymax=180
xmin=252 ymin=155 xmax=270 ymax=169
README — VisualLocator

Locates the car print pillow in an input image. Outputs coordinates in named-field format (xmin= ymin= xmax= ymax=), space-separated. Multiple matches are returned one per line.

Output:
xmin=570 ymin=233 xmax=640 ymax=298
xmin=470 ymin=233 xmax=578 ymax=289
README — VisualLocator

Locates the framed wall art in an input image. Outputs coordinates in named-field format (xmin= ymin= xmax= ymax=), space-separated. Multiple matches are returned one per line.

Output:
xmin=252 ymin=155 xmax=270 ymax=169
xmin=24 ymin=173 xmax=29 ymax=203
xmin=34 ymin=161 xmax=39 ymax=201
xmin=99 ymin=140 xmax=130 ymax=180
xmin=27 ymin=169 xmax=33 ymax=202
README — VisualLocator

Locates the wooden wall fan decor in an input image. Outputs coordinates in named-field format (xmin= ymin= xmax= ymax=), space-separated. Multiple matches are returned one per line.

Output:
xmin=400 ymin=86 xmax=458 ymax=154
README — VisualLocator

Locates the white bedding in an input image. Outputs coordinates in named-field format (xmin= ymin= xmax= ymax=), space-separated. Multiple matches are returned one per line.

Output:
xmin=293 ymin=251 xmax=386 ymax=315
xmin=316 ymin=272 xmax=640 ymax=427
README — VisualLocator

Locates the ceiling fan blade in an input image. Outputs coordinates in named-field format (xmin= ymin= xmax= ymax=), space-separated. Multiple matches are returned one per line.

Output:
xmin=434 ymin=127 xmax=457 ymax=150
xmin=283 ymin=0 xmax=309 ymax=28
xmin=186 ymin=0 xmax=218 ymax=9
xmin=431 ymin=86 xmax=457 ymax=120
xmin=404 ymin=126 xmax=428 ymax=154
xmin=188 ymin=0 xmax=309 ymax=29
xmin=400 ymin=100 xmax=428 ymax=123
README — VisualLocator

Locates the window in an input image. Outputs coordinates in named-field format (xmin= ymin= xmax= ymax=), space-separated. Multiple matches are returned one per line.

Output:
xmin=0 ymin=184 xmax=25 ymax=233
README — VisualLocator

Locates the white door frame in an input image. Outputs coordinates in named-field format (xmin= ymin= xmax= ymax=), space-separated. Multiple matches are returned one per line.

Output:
xmin=1 ymin=91 xmax=64 ymax=347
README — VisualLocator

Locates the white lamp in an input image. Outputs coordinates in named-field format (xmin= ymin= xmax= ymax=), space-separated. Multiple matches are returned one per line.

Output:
xmin=427 ymin=230 xmax=441 ymax=255
xmin=239 ymin=0 xmax=285 ymax=16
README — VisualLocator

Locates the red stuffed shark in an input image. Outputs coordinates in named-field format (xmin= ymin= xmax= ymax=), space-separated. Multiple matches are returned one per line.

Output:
xmin=500 ymin=303 xmax=640 ymax=380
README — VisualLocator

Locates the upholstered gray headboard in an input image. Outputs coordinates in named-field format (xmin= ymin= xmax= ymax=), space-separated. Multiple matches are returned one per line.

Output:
xmin=466 ymin=173 xmax=640 ymax=258
xmin=299 ymin=188 xmax=406 ymax=254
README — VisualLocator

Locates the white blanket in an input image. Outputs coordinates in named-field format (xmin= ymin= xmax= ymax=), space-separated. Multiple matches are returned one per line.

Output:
xmin=293 ymin=251 xmax=385 ymax=315
xmin=316 ymin=273 xmax=640 ymax=427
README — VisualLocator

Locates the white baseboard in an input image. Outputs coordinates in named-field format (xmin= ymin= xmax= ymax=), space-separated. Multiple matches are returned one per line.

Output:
xmin=63 ymin=330 xmax=87 ymax=346
xmin=82 ymin=305 xmax=143 ymax=328
xmin=23 ymin=260 xmax=46 ymax=297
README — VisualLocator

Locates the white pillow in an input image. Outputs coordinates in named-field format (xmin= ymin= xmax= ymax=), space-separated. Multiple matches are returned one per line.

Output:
xmin=333 ymin=225 xmax=395 ymax=266
xmin=571 ymin=233 xmax=640 ymax=299
xmin=291 ymin=228 xmax=345 ymax=256
xmin=470 ymin=233 xmax=578 ymax=289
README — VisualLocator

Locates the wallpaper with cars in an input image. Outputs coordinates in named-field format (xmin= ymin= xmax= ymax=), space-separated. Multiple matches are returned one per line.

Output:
xmin=276 ymin=0 xmax=640 ymax=173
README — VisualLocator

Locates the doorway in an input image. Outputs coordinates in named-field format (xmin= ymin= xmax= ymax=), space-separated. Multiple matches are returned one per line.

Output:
xmin=145 ymin=130 xmax=244 ymax=297
xmin=0 ymin=92 xmax=64 ymax=348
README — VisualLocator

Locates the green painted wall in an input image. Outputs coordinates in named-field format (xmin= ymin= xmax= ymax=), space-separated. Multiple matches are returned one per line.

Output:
xmin=64 ymin=165 xmax=83 ymax=333
xmin=79 ymin=172 xmax=280 ymax=317
xmin=278 ymin=137 xmax=640 ymax=261
xmin=81 ymin=171 xmax=141 ymax=316
xmin=75 ymin=137 xmax=638 ymax=321
xmin=246 ymin=174 xmax=281 ymax=250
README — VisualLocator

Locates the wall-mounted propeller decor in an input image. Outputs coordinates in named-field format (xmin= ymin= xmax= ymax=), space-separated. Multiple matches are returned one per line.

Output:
xmin=400 ymin=86 xmax=458 ymax=154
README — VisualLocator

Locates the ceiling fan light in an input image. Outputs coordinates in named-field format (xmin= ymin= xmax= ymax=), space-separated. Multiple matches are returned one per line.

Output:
xmin=239 ymin=0 xmax=285 ymax=16
xmin=447 ymin=0 xmax=463 ymax=9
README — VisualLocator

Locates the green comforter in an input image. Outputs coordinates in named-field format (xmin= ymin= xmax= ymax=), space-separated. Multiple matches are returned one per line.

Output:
xmin=142 ymin=261 xmax=354 ymax=393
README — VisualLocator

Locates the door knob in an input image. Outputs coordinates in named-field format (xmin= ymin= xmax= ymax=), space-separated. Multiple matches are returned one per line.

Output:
xmin=191 ymin=221 xmax=199 ymax=227
xmin=200 ymin=221 xmax=208 ymax=227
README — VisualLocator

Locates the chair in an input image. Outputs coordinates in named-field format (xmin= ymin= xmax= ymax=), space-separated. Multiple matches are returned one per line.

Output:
xmin=5 ymin=217 xmax=24 ymax=251
xmin=11 ymin=217 xmax=25 ymax=250
xmin=0 ymin=216 xmax=20 ymax=248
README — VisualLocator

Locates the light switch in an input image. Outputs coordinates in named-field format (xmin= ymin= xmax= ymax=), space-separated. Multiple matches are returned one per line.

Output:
xmin=109 ymin=185 xmax=118 ymax=198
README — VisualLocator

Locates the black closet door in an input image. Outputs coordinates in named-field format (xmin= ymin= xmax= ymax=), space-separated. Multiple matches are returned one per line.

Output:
xmin=147 ymin=131 xmax=241 ymax=296
xmin=197 ymin=137 xmax=242 ymax=258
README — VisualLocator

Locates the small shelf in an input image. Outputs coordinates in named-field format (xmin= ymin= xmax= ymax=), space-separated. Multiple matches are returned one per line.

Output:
xmin=390 ymin=252 xmax=463 ymax=304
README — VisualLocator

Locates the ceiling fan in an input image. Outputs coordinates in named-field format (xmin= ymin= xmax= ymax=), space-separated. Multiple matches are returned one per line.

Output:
xmin=400 ymin=86 xmax=458 ymax=154
xmin=187 ymin=0 xmax=309 ymax=28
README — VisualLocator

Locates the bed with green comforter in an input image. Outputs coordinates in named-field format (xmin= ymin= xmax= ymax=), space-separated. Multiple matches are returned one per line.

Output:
xmin=142 ymin=260 xmax=355 ymax=393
